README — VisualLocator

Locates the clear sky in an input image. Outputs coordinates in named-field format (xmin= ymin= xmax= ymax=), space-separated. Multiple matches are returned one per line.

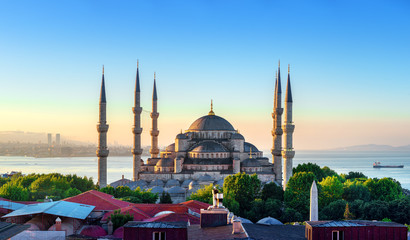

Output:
xmin=1 ymin=0 xmax=409 ymax=150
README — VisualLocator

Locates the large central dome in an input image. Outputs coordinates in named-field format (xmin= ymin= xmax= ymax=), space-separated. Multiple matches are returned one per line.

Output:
xmin=188 ymin=114 xmax=235 ymax=131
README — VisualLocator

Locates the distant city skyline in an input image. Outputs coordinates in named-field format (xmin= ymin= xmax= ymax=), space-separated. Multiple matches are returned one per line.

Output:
xmin=1 ymin=1 xmax=409 ymax=150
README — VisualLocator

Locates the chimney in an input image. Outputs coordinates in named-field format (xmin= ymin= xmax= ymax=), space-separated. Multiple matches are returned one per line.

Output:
xmin=108 ymin=220 xmax=113 ymax=235
xmin=232 ymin=219 xmax=243 ymax=234
xmin=55 ymin=217 xmax=62 ymax=231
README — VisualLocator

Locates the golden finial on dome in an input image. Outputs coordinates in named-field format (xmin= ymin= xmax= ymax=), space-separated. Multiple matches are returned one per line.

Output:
xmin=208 ymin=99 xmax=215 ymax=115
xmin=249 ymin=147 xmax=252 ymax=159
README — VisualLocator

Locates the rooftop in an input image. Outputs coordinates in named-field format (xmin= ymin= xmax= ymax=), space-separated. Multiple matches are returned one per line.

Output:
xmin=243 ymin=223 xmax=305 ymax=240
xmin=188 ymin=224 xmax=248 ymax=240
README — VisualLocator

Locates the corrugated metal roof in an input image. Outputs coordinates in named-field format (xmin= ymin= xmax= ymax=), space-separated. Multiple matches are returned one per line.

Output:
xmin=313 ymin=221 xmax=365 ymax=227
xmin=2 ymin=201 xmax=95 ymax=220
xmin=0 ymin=200 xmax=26 ymax=211
xmin=125 ymin=221 xmax=187 ymax=229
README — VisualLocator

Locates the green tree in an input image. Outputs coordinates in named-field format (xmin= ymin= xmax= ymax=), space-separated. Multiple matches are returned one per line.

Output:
xmin=344 ymin=171 xmax=367 ymax=180
xmin=114 ymin=186 xmax=133 ymax=198
xmin=284 ymin=172 xmax=317 ymax=219
xmin=342 ymin=180 xmax=370 ymax=202
xmin=159 ymin=191 xmax=173 ymax=204
xmin=245 ymin=199 xmax=267 ymax=223
xmin=319 ymin=176 xmax=344 ymax=207
xmin=320 ymin=199 xmax=347 ymax=220
xmin=280 ymin=208 xmax=303 ymax=223
xmin=364 ymin=178 xmax=402 ymax=201
xmin=344 ymin=203 xmax=354 ymax=220
xmin=388 ymin=197 xmax=410 ymax=224
xmin=261 ymin=182 xmax=283 ymax=201
xmin=363 ymin=200 xmax=389 ymax=220
xmin=0 ymin=182 xmax=29 ymax=201
xmin=293 ymin=163 xmax=325 ymax=181
xmin=349 ymin=199 xmax=365 ymax=219
xmin=322 ymin=166 xmax=338 ymax=178
xmin=223 ymin=173 xmax=261 ymax=216
xmin=108 ymin=210 xmax=133 ymax=230
xmin=63 ymin=187 xmax=82 ymax=198
xmin=188 ymin=184 xmax=222 ymax=204
xmin=0 ymin=177 xmax=10 ymax=188
xmin=100 ymin=186 xmax=116 ymax=195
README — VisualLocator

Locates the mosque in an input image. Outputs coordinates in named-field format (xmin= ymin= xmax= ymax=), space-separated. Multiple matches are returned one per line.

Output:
xmin=96 ymin=61 xmax=295 ymax=195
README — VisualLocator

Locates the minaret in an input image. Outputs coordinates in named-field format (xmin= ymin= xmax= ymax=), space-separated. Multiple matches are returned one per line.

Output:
xmin=282 ymin=64 xmax=295 ymax=189
xmin=149 ymin=73 xmax=160 ymax=158
xmin=271 ymin=61 xmax=283 ymax=183
xmin=132 ymin=60 xmax=143 ymax=181
xmin=97 ymin=66 xmax=109 ymax=188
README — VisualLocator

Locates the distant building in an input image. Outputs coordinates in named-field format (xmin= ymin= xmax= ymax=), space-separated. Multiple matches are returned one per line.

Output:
xmin=55 ymin=134 xmax=60 ymax=146
xmin=47 ymin=133 xmax=52 ymax=147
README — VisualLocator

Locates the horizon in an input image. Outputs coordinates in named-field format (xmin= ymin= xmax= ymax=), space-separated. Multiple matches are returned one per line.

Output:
xmin=1 ymin=1 xmax=410 ymax=151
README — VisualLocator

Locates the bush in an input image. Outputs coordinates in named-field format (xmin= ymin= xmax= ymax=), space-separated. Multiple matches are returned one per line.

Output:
xmin=280 ymin=208 xmax=303 ymax=223
xmin=320 ymin=200 xmax=347 ymax=220
xmin=261 ymin=182 xmax=283 ymax=201
xmin=188 ymin=184 xmax=222 ymax=204
xmin=293 ymin=163 xmax=325 ymax=181
xmin=0 ymin=182 xmax=29 ymax=201
xmin=363 ymin=200 xmax=389 ymax=220
xmin=109 ymin=210 xmax=133 ymax=230
xmin=160 ymin=191 xmax=172 ymax=204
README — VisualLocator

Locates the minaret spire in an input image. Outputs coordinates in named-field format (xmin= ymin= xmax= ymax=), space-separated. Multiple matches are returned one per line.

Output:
xmin=208 ymin=99 xmax=215 ymax=115
xmin=282 ymin=64 xmax=295 ymax=189
xmin=150 ymin=72 xmax=160 ymax=158
xmin=272 ymin=62 xmax=283 ymax=184
xmin=132 ymin=60 xmax=143 ymax=181
xmin=97 ymin=65 xmax=109 ymax=188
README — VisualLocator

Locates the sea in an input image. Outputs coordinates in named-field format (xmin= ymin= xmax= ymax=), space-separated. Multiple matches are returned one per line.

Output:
xmin=0 ymin=151 xmax=409 ymax=189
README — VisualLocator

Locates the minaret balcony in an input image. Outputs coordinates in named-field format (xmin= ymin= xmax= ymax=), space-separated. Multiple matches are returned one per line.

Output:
xmin=133 ymin=107 xmax=142 ymax=114
xmin=281 ymin=149 xmax=295 ymax=158
xmin=150 ymin=129 xmax=159 ymax=136
xmin=271 ymin=149 xmax=282 ymax=156
xmin=150 ymin=112 xmax=159 ymax=118
xmin=149 ymin=149 xmax=159 ymax=154
xmin=132 ymin=148 xmax=143 ymax=155
xmin=274 ymin=108 xmax=283 ymax=115
xmin=282 ymin=124 xmax=295 ymax=133
xmin=133 ymin=127 xmax=143 ymax=134
xmin=96 ymin=149 xmax=109 ymax=157
xmin=272 ymin=129 xmax=283 ymax=136
xmin=97 ymin=125 xmax=109 ymax=132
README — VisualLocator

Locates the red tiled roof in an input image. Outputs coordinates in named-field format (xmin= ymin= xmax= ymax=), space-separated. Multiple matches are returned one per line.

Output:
xmin=179 ymin=200 xmax=210 ymax=214
xmin=101 ymin=206 xmax=151 ymax=222
xmin=63 ymin=190 xmax=130 ymax=211
xmin=79 ymin=225 xmax=107 ymax=237
xmin=131 ymin=203 xmax=189 ymax=216
xmin=143 ymin=212 xmax=200 ymax=224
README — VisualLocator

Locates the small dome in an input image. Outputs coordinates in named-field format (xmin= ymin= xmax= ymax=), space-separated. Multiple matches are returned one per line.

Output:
xmin=198 ymin=174 xmax=213 ymax=182
xmin=165 ymin=143 xmax=175 ymax=152
xmin=215 ymin=179 xmax=224 ymax=187
xmin=150 ymin=186 xmax=164 ymax=194
xmin=242 ymin=159 xmax=261 ymax=167
xmin=256 ymin=217 xmax=283 ymax=225
xmin=181 ymin=179 xmax=192 ymax=188
xmin=244 ymin=142 xmax=259 ymax=152
xmin=176 ymin=133 xmax=188 ymax=139
xmin=155 ymin=158 xmax=174 ymax=167
xmin=231 ymin=133 xmax=245 ymax=140
xmin=191 ymin=141 xmax=228 ymax=153
xmin=188 ymin=115 xmax=235 ymax=131
xmin=165 ymin=179 xmax=180 ymax=188
xmin=154 ymin=211 xmax=175 ymax=217
xmin=149 ymin=179 xmax=164 ymax=187
xmin=126 ymin=180 xmax=147 ymax=190
xmin=188 ymin=180 xmax=199 ymax=190
xmin=168 ymin=186 xmax=186 ymax=194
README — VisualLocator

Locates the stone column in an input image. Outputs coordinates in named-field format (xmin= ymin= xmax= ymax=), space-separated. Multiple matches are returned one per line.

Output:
xmin=310 ymin=180 xmax=318 ymax=221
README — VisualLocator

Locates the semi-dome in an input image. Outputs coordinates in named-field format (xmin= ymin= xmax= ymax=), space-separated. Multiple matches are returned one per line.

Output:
xmin=188 ymin=115 xmax=235 ymax=131
xmin=242 ymin=159 xmax=261 ymax=167
xmin=165 ymin=179 xmax=180 ymax=188
xmin=165 ymin=143 xmax=175 ymax=152
xmin=244 ymin=142 xmax=259 ymax=152
xmin=190 ymin=141 xmax=228 ymax=153
xmin=231 ymin=133 xmax=245 ymax=140
xmin=155 ymin=158 xmax=174 ymax=167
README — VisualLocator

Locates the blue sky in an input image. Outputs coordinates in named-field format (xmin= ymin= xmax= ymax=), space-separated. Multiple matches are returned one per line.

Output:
xmin=1 ymin=1 xmax=409 ymax=150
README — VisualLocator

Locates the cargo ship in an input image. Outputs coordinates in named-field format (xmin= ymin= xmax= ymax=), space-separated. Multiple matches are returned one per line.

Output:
xmin=373 ymin=162 xmax=404 ymax=168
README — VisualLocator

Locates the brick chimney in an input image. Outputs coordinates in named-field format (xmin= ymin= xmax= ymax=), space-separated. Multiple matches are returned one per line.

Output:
xmin=55 ymin=217 xmax=62 ymax=231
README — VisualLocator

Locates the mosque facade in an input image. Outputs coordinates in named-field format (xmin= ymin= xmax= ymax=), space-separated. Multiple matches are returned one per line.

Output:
xmin=97 ymin=61 xmax=295 ymax=192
